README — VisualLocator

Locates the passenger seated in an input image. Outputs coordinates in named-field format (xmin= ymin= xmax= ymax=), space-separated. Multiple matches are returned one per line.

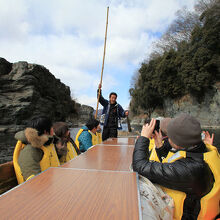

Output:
xmin=133 ymin=114 xmax=220 ymax=219
xmin=14 ymin=116 xmax=60 ymax=183
xmin=151 ymin=118 xmax=215 ymax=163
xmin=53 ymin=122 xmax=80 ymax=164
xmin=75 ymin=118 xmax=100 ymax=152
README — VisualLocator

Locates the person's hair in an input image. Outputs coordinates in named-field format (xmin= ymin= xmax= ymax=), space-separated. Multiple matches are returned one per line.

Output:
xmin=28 ymin=116 xmax=52 ymax=136
xmin=53 ymin=122 xmax=69 ymax=138
xmin=109 ymin=92 xmax=117 ymax=98
xmin=86 ymin=118 xmax=99 ymax=130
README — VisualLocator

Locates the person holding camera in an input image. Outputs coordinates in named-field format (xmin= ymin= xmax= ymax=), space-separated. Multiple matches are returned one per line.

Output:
xmin=145 ymin=117 xmax=172 ymax=162
xmin=132 ymin=114 xmax=220 ymax=220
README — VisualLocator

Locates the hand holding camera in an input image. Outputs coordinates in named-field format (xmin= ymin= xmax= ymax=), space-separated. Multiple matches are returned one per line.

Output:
xmin=141 ymin=118 xmax=156 ymax=138
xmin=142 ymin=118 xmax=163 ymax=148
xmin=144 ymin=118 xmax=160 ymax=133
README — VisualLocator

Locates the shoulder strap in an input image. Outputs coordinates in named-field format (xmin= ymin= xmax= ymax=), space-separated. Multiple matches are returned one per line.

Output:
xmin=70 ymin=138 xmax=81 ymax=155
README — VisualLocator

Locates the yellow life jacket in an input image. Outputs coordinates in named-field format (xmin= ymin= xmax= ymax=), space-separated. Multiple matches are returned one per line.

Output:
xmin=59 ymin=141 xmax=78 ymax=165
xmin=148 ymin=138 xmax=155 ymax=151
xmin=39 ymin=143 xmax=60 ymax=171
xmin=160 ymin=144 xmax=220 ymax=220
xmin=98 ymin=132 xmax=102 ymax=143
xmin=75 ymin=128 xmax=98 ymax=149
xmin=75 ymin=129 xmax=84 ymax=149
xmin=92 ymin=132 xmax=102 ymax=145
xmin=149 ymin=138 xmax=161 ymax=162
xmin=13 ymin=141 xmax=25 ymax=184
xmin=13 ymin=141 xmax=60 ymax=184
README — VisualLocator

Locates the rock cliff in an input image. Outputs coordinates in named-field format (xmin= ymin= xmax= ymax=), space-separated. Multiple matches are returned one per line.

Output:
xmin=0 ymin=57 xmax=97 ymax=163
xmin=130 ymin=82 xmax=220 ymax=128
xmin=68 ymin=103 xmax=94 ymax=127
xmin=0 ymin=57 xmax=78 ymax=133
xmin=151 ymin=82 xmax=220 ymax=127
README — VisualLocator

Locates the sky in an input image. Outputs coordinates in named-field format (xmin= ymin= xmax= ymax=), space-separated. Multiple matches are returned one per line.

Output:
xmin=0 ymin=0 xmax=196 ymax=110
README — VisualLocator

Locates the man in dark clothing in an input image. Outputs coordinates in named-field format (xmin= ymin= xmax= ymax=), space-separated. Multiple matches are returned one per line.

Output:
xmin=98 ymin=84 xmax=128 ymax=141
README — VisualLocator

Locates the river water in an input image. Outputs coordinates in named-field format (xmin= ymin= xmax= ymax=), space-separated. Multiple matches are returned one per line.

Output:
xmin=0 ymin=125 xmax=220 ymax=164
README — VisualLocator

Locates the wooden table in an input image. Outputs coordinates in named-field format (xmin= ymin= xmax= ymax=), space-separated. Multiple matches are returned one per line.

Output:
xmin=62 ymin=145 xmax=134 ymax=171
xmin=102 ymin=137 xmax=136 ymax=146
xmin=0 ymin=167 xmax=141 ymax=220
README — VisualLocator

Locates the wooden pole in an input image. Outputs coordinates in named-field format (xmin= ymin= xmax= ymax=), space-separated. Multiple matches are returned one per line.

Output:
xmin=95 ymin=6 xmax=109 ymax=119
xmin=127 ymin=116 xmax=132 ymax=132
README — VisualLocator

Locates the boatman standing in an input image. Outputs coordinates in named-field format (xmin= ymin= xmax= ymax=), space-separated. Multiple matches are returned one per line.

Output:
xmin=98 ymin=84 xmax=129 ymax=141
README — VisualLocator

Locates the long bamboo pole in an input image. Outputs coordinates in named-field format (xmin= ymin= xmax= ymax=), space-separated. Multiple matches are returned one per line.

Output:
xmin=95 ymin=6 xmax=109 ymax=119
xmin=126 ymin=116 xmax=132 ymax=132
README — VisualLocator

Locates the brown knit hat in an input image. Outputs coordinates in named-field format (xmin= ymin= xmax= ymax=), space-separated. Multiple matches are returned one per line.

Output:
xmin=160 ymin=118 xmax=172 ymax=136
xmin=167 ymin=114 xmax=202 ymax=148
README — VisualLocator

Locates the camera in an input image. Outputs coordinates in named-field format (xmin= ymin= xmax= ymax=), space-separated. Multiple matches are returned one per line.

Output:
xmin=144 ymin=118 xmax=160 ymax=133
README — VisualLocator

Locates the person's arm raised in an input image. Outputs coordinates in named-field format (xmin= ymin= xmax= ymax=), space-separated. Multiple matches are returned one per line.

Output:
xmin=97 ymin=84 xmax=108 ymax=106
xmin=203 ymin=131 xmax=214 ymax=145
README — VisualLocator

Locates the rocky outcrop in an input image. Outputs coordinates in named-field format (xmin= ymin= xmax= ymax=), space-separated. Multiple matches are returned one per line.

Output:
xmin=0 ymin=58 xmax=77 ymax=133
xmin=150 ymin=82 xmax=220 ymax=127
xmin=68 ymin=103 xmax=94 ymax=126
xmin=130 ymin=83 xmax=220 ymax=128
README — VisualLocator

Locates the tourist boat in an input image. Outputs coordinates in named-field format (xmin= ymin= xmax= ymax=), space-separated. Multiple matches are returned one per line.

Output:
xmin=0 ymin=161 xmax=17 ymax=195
xmin=0 ymin=137 xmax=142 ymax=219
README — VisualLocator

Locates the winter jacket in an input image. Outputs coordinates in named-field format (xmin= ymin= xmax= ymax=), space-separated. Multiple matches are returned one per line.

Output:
xmin=78 ymin=126 xmax=93 ymax=152
xmin=98 ymin=89 xmax=126 ymax=128
xmin=132 ymin=136 xmax=215 ymax=219
xmin=15 ymin=129 xmax=57 ymax=180
xmin=155 ymin=137 xmax=172 ymax=162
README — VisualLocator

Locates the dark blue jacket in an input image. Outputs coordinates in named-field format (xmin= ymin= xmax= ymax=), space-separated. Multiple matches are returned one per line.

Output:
xmin=98 ymin=90 xmax=126 ymax=129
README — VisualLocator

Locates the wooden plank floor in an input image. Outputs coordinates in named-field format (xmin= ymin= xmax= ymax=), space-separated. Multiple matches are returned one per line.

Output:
xmin=0 ymin=168 xmax=140 ymax=220
xmin=62 ymin=145 xmax=134 ymax=171
xmin=102 ymin=137 xmax=136 ymax=146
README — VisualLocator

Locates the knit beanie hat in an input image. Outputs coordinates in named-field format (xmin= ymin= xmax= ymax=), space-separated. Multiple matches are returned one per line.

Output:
xmin=160 ymin=118 xmax=171 ymax=136
xmin=167 ymin=114 xmax=202 ymax=148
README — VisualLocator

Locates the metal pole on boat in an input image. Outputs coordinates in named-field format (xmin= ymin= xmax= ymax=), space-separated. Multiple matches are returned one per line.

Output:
xmin=95 ymin=6 xmax=109 ymax=119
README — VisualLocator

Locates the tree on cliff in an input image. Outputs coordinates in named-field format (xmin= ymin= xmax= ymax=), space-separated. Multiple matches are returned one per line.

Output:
xmin=129 ymin=0 xmax=220 ymax=116
xmin=154 ymin=7 xmax=201 ymax=54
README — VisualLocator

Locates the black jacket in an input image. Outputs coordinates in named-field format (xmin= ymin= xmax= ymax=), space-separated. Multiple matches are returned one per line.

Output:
xmin=97 ymin=89 xmax=126 ymax=128
xmin=132 ymin=136 xmax=214 ymax=219
xmin=155 ymin=137 xmax=172 ymax=161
